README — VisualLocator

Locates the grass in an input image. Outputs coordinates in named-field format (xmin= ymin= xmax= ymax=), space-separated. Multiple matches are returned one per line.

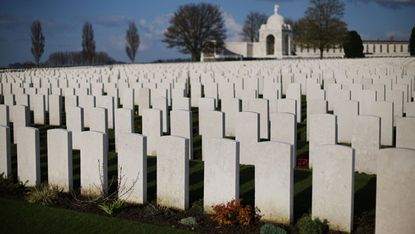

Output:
xmin=3 ymin=95 xmax=376 ymax=232
xmin=0 ymin=198 xmax=191 ymax=234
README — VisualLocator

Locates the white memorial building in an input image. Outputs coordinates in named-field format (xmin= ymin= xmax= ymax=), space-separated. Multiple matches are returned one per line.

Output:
xmin=202 ymin=2 xmax=410 ymax=61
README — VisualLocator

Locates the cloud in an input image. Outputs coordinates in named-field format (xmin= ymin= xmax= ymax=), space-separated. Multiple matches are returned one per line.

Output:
xmin=352 ymin=0 xmax=415 ymax=8
xmin=89 ymin=15 xmax=133 ymax=28
xmin=137 ymin=14 xmax=171 ymax=51
xmin=386 ymin=31 xmax=410 ymax=40
xmin=223 ymin=12 xmax=243 ymax=42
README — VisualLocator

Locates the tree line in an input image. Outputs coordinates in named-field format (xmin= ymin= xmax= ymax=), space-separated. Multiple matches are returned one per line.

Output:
xmin=27 ymin=0 xmax=415 ymax=67
xmin=29 ymin=20 xmax=140 ymax=67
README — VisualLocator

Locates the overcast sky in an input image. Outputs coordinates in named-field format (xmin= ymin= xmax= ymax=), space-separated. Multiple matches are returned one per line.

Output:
xmin=1 ymin=0 xmax=414 ymax=67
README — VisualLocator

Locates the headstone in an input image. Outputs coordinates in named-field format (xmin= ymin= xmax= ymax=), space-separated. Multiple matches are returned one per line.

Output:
xmin=171 ymin=110 xmax=193 ymax=159
xmin=0 ymin=126 xmax=11 ymax=178
xmin=309 ymin=114 xmax=337 ymax=168
xmin=221 ymin=98 xmax=241 ymax=137
xmin=90 ymin=107 xmax=108 ymax=134
xmin=66 ymin=107 xmax=84 ymax=150
xmin=376 ymin=148 xmax=415 ymax=234
xmin=334 ymin=100 xmax=359 ymax=144
xmin=32 ymin=94 xmax=46 ymax=124
xmin=243 ymin=99 xmax=269 ymax=139
xmin=117 ymin=133 xmax=147 ymax=204
xmin=157 ymin=136 xmax=189 ymax=210
xmin=152 ymin=96 xmax=169 ymax=133
xmin=306 ymin=99 xmax=327 ymax=141
xmin=396 ymin=117 xmax=415 ymax=150
xmin=286 ymin=83 xmax=302 ymax=123
xmin=203 ymin=138 xmax=239 ymax=213
xmin=360 ymin=101 xmax=393 ymax=146
xmin=198 ymin=98 xmax=216 ymax=135
xmin=312 ymin=145 xmax=354 ymax=233
xmin=0 ymin=105 xmax=9 ymax=126
xmin=47 ymin=129 xmax=73 ymax=192
xmin=236 ymin=112 xmax=259 ymax=165
xmin=96 ymin=95 xmax=115 ymax=129
xmin=80 ymin=131 xmax=108 ymax=196
xmin=16 ymin=127 xmax=40 ymax=186
xmin=114 ymin=108 xmax=134 ymax=152
xmin=49 ymin=95 xmax=62 ymax=126
xmin=255 ymin=141 xmax=293 ymax=224
xmin=136 ymin=88 xmax=151 ymax=115
xmin=352 ymin=115 xmax=380 ymax=174
xmin=142 ymin=108 xmax=162 ymax=156
xmin=277 ymin=99 xmax=297 ymax=117
xmin=172 ymin=97 xmax=190 ymax=111
xmin=270 ymin=112 xmax=297 ymax=168
xmin=10 ymin=105 xmax=29 ymax=143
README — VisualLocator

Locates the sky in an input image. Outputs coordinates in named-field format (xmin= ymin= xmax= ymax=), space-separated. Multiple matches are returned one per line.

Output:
xmin=0 ymin=0 xmax=414 ymax=67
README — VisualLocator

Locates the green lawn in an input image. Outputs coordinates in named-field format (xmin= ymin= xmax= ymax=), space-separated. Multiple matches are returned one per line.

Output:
xmin=0 ymin=198 xmax=192 ymax=234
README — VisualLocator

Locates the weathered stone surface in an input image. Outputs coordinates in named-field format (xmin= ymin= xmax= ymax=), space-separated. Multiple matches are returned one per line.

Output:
xmin=16 ymin=127 xmax=40 ymax=186
xmin=376 ymin=148 xmax=415 ymax=234
xmin=142 ymin=108 xmax=162 ymax=156
xmin=254 ymin=141 xmax=293 ymax=224
xmin=0 ymin=105 xmax=9 ymax=126
xmin=66 ymin=106 xmax=84 ymax=150
xmin=396 ymin=117 xmax=415 ymax=150
xmin=117 ymin=133 xmax=147 ymax=204
xmin=203 ymin=138 xmax=239 ymax=213
xmin=312 ymin=145 xmax=354 ymax=233
xmin=221 ymin=98 xmax=241 ymax=137
xmin=0 ymin=126 xmax=11 ymax=177
xmin=236 ymin=112 xmax=259 ymax=165
xmin=171 ymin=110 xmax=193 ymax=159
xmin=157 ymin=136 xmax=189 ymax=210
xmin=334 ymin=100 xmax=359 ymax=144
xmin=80 ymin=131 xmax=108 ymax=196
xmin=352 ymin=115 xmax=380 ymax=174
xmin=47 ymin=129 xmax=73 ymax=192
xmin=49 ymin=95 xmax=62 ymax=126
xmin=270 ymin=112 xmax=297 ymax=168
xmin=309 ymin=114 xmax=337 ymax=168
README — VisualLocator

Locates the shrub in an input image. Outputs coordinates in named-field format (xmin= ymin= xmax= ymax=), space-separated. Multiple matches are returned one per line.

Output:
xmin=26 ymin=184 xmax=62 ymax=206
xmin=296 ymin=215 xmax=329 ymax=234
xmin=260 ymin=224 xmax=287 ymax=234
xmin=98 ymin=199 xmax=124 ymax=216
xmin=0 ymin=173 xmax=26 ymax=196
xmin=211 ymin=199 xmax=260 ymax=226
xmin=143 ymin=202 xmax=175 ymax=218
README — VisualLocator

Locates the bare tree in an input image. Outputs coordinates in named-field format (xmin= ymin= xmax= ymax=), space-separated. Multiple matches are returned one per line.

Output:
xmin=241 ymin=12 xmax=268 ymax=42
xmin=163 ymin=3 xmax=226 ymax=62
xmin=296 ymin=0 xmax=347 ymax=59
xmin=82 ymin=22 xmax=96 ymax=65
xmin=31 ymin=20 xmax=45 ymax=67
xmin=125 ymin=22 xmax=140 ymax=63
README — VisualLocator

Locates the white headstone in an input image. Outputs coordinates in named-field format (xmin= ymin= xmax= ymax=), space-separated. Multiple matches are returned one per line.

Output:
xmin=171 ymin=110 xmax=193 ymax=160
xmin=255 ymin=141 xmax=293 ymax=224
xmin=203 ymin=138 xmax=239 ymax=213
xmin=157 ymin=136 xmax=189 ymax=210
xmin=352 ymin=115 xmax=380 ymax=174
xmin=47 ymin=129 xmax=73 ymax=192
xmin=16 ymin=127 xmax=40 ymax=186
xmin=117 ymin=133 xmax=147 ymax=204
xmin=270 ymin=112 xmax=297 ymax=168
xmin=312 ymin=145 xmax=354 ymax=233
xmin=80 ymin=131 xmax=108 ymax=196
xmin=309 ymin=114 xmax=337 ymax=168
xmin=396 ymin=117 xmax=415 ymax=150
xmin=376 ymin=148 xmax=415 ymax=234
xmin=142 ymin=108 xmax=162 ymax=156
xmin=0 ymin=126 xmax=11 ymax=178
